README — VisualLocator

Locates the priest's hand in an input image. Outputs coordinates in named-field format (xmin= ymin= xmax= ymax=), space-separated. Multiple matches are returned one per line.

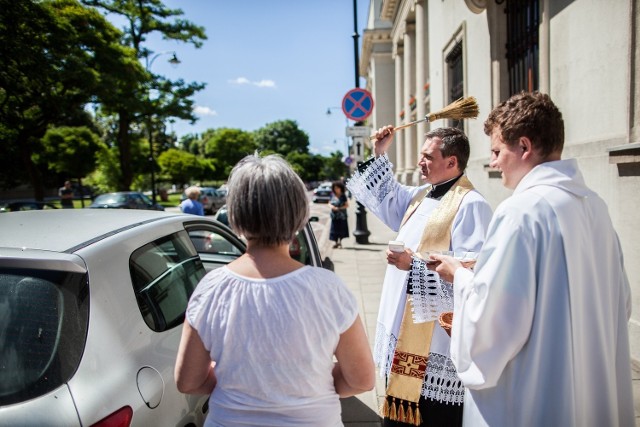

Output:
xmin=373 ymin=125 xmax=395 ymax=157
xmin=431 ymin=254 xmax=463 ymax=283
xmin=386 ymin=248 xmax=413 ymax=271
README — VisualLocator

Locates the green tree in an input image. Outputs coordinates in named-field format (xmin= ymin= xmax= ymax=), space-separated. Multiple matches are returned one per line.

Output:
xmin=322 ymin=151 xmax=349 ymax=181
xmin=253 ymin=120 xmax=310 ymax=156
xmin=157 ymin=148 xmax=208 ymax=188
xmin=82 ymin=0 xmax=207 ymax=191
xmin=39 ymin=126 xmax=106 ymax=206
xmin=0 ymin=0 xmax=144 ymax=200
xmin=285 ymin=152 xmax=325 ymax=182
xmin=203 ymin=128 xmax=258 ymax=180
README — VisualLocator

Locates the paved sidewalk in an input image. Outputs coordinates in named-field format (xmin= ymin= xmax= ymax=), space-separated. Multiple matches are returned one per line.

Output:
xmin=322 ymin=201 xmax=640 ymax=426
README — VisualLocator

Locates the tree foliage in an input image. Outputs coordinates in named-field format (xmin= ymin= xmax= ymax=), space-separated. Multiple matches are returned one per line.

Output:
xmin=157 ymin=148 xmax=209 ymax=188
xmin=81 ymin=0 xmax=207 ymax=191
xmin=253 ymin=120 xmax=310 ymax=156
xmin=202 ymin=128 xmax=257 ymax=180
xmin=0 ymin=0 xmax=143 ymax=199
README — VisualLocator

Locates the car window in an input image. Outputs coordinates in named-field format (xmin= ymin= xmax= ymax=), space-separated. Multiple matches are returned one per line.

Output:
xmin=289 ymin=230 xmax=312 ymax=265
xmin=130 ymin=231 xmax=206 ymax=332
xmin=187 ymin=227 xmax=244 ymax=272
xmin=0 ymin=269 xmax=89 ymax=406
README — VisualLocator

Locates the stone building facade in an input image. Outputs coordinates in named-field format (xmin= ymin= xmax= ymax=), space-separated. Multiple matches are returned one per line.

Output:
xmin=360 ymin=0 xmax=640 ymax=360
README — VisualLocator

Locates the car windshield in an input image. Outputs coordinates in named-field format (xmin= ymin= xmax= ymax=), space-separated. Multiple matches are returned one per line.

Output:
xmin=94 ymin=193 xmax=127 ymax=204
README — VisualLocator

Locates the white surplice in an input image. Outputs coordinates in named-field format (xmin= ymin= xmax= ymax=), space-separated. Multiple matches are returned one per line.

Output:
xmin=451 ymin=159 xmax=634 ymax=426
xmin=347 ymin=154 xmax=493 ymax=404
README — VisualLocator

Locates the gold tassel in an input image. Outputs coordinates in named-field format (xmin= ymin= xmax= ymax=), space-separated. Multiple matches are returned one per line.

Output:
xmin=397 ymin=401 xmax=406 ymax=423
xmin=406 ymin=402 xmax=415 ymax=425
xmin=414 ymin=406 xmax=422 ymax=425
xmin=390 ymin=398 xmax=397 ymax=421
xmin=380 ymin=397 xmax=390 ymax=418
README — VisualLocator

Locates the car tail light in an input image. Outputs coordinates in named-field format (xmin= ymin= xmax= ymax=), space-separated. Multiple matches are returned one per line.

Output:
xmin=90 ymin=406 xmax=133 ymax=427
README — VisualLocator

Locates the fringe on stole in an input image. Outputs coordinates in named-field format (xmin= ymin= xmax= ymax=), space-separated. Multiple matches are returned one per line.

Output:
xmin=380 ymin=396 xmax=422 ymax=426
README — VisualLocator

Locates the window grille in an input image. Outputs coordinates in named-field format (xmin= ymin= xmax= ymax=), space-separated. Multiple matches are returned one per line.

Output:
xmin=504 ymin=0 xmax=540 ymax=94
xmin=445 ymin=41 xmax=464 ymax=129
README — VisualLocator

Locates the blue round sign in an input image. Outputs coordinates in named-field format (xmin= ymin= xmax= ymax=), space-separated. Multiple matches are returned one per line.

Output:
xmin=342 ymin=88 xmax=374 ymax=121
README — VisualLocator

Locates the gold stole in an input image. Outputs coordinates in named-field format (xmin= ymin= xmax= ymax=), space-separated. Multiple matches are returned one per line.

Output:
xmin=382 ymin=176 xmax=474 ymax=424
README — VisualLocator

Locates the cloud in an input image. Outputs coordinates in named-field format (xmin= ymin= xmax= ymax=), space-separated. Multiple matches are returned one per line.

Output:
xmin=254 ymin=79 xmax=276 ymax=88
xmin=193 ymin=106 xmax=217 ymax=117
xmin=229 ymin=76 xmax=276 ymax=88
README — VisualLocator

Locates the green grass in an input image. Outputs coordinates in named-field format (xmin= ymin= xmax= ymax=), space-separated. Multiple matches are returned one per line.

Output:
xmin=158 ymin=193 xmax=182 ymax=208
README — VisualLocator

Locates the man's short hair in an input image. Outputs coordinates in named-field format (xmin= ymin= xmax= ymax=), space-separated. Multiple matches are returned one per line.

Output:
xmin=226 ymin=154 xmax=309 ymax=246
xmin=425 ymin=127 xmax=470 ymax=171
xmin=484 ymin=91 xmax=564 ymax=159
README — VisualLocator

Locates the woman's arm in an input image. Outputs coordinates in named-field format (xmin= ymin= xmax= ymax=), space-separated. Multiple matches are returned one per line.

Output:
xmin=175 ymin=320 xmax=217 ymax=394
xmin=333 ymin=315 xmax=375 ymax=397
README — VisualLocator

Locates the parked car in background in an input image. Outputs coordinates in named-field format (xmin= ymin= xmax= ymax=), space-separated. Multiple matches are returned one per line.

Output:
xmin=180 ymin=187 xmax=225 ymax=215
xmin=0 ymin=209 xmax=328 ymax=425
xmin=312 ymin=182 xmax=333 ymax=203
xmin=88 ymin=191 xmax=165 ymax=211
xmin=0 ymin=201 xmax=58 ymax=212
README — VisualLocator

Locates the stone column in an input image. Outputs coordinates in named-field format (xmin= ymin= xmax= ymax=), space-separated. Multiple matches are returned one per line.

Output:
xmin=415 ymin=1 xmax=427 ymax=167
xmin=403 ymin=26 xmax=416 ymax=185
xmin=394 ymin=45 xmax=405 ymax=180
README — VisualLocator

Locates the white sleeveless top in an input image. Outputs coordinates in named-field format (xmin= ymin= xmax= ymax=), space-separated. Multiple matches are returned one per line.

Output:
xmin=186 ymin=265 xmax=358 ymax=427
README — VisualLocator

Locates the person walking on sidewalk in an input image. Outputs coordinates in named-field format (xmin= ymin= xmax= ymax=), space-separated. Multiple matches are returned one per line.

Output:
xmin=175 ymin=154 xmax=375 ymax=426
xmin=433 ymin=92 xmax=634 ymax=427
xmin=347 ymin=127 xmax=493 ymax=426
xmin=329 ymin=180 xmax=349 ymax=248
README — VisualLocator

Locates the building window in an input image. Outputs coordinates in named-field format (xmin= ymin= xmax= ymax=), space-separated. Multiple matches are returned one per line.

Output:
xmin=445 ymin=41 xmax=464 ymax=129
xmin=504 ymin=0 xmax=540 ymax=94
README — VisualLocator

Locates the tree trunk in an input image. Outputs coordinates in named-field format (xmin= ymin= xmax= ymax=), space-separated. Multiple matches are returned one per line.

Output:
xmin=18 ymin=132 xmax=45 ymax=202
xmin=117 ymin=109 xmax=133 ymax=191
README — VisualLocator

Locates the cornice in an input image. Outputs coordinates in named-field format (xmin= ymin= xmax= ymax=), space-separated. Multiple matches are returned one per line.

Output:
xmin=360 ymin=28 xmax=393 ymax=74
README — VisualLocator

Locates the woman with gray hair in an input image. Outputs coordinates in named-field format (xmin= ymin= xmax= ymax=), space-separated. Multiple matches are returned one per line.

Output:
xmin=175 ymin=154 xmax=375 ymax=426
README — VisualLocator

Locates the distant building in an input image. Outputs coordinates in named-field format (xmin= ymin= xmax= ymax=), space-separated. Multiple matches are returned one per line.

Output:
xmin=360 ymin=0 xmax=640 ymax=360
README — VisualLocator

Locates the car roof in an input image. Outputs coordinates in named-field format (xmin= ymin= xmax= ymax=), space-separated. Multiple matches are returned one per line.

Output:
xmin=0 ymin=209 xmax=184 ymax=252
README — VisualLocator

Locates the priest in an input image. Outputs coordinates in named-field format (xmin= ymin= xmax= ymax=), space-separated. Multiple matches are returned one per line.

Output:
xmin=347 ymin=126 xmax=492 ymax=426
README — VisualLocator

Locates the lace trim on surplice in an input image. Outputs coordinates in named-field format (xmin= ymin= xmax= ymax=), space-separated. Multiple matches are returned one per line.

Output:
xmin=346 ymin=154 xmax=394 ymax=209
xmin=409 ymin=257 xmax=454 ymax=323
xmin=374 ymin=322 xmax=398 ymax=378
xmin=422 ymin=352 xmax=465 ymax=405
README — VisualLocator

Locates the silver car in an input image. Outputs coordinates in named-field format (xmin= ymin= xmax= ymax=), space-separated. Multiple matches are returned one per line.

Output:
xmin=0 ymin=209 xmax=324 ymax=425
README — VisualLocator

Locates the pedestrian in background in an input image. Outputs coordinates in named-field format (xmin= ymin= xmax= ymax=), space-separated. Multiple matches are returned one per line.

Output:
xmin=434 ymin=91 xmax=634 ymax=426
xmin=175 ymin=154 xmax=375 ymax=426
xmin=59 ymin=180 xmax=74 ymax=208
xmin=180 ymin=186 xmax=204 ymax=216
xmin=347 ymin=127 xmax=492 ymax=426
xmin=329 ymin=180 xmax=349 ymax=249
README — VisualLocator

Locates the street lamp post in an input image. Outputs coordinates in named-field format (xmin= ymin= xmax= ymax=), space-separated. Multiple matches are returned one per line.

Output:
xmin=145 ymin=51 xmax=180 ymax=204
xmin=351 ymin=0 xmax=370 ymax=244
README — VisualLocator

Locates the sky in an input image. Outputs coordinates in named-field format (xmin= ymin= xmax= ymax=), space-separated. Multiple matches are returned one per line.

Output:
xmin=116 ymin=0 xmax=370 ymax=157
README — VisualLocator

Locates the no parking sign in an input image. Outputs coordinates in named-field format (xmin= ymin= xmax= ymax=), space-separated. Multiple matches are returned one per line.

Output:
xmin=342 ymin=88 xmax=374 ymax=121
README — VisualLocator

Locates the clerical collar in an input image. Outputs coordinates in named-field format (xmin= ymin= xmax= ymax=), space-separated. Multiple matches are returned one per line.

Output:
xmin=428 ymin=174 xmax=463 ymax=199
